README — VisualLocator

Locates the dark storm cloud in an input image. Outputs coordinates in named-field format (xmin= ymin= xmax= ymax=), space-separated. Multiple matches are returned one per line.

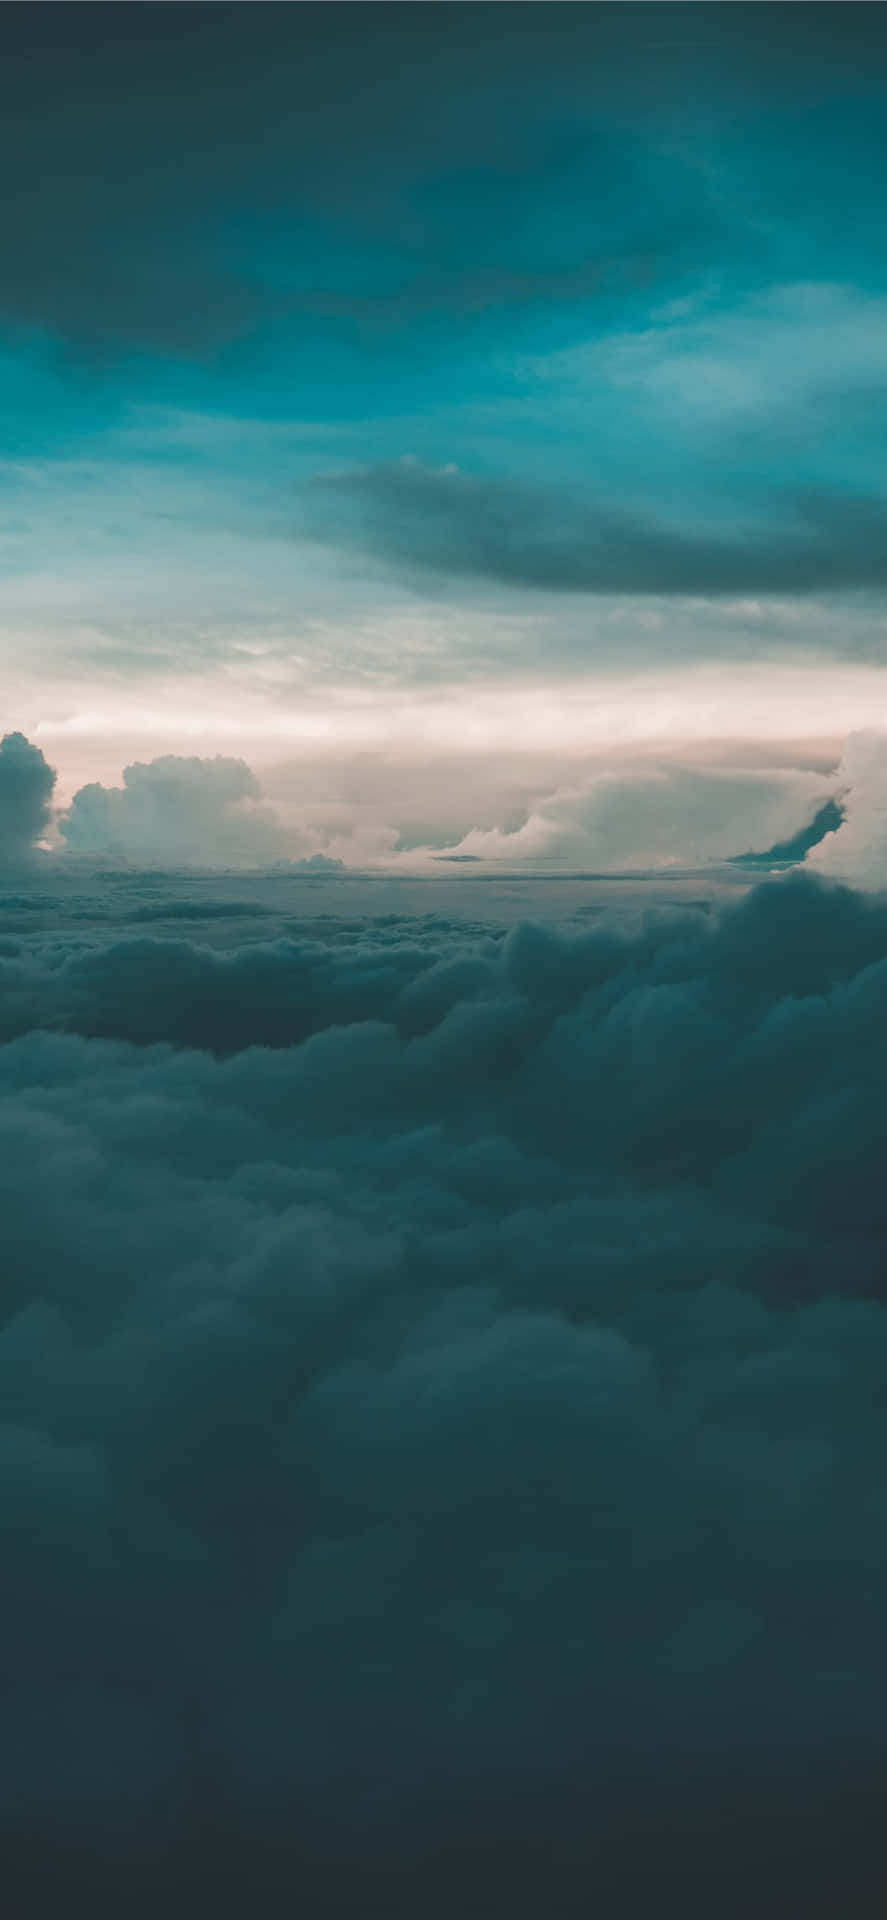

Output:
xmin=0 ymin=3 xmax=687 ymax=354
xmin=0 ymin=731 xmax=56 ymax=863
xmin=314 ymin=460 xmax=887 ymax=598
xmin=2 ymin=4 xmax=884 ymax=356
xmin=5 ymin=870 xmax=887 ymax=1911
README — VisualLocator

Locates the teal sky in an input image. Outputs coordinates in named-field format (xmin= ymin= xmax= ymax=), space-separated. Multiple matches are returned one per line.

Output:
xmin=3 ymin=4 xmax=887 ymax=860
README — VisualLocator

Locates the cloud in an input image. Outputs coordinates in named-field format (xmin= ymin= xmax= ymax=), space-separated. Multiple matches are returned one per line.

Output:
xmin=313 ymin=459 xmax=887 ymax=598
xmin=806 ymin=730 xmax=887 ymax=886
xmin=533 ymin=282 xmax=887 ymax=433
xmin=0 ymin=6 xmax=825 ymax=358
xmin=0 ymin=730 xmax=56 ymax=863
xmin=4 ymin=868 xmax=887 ymax=1909
xmin=46 ymin=740 xmax=843 ymax=880
xmin=58 ymin=754 xmax=291 ymax=869
xmin=732 ymin=796 xmax=845 ymax=870
xmin=1 ymin=730 xmax=850 ymax=883
xmin=438 ymin=762 xmax=835 ymax=870
xmin=0 ymin=9 xmax=706 ymax=358
xmin=3 ymin=5 xmax=886 ymax=371
xmin=0 ymin=732 xmax=848 ymax=881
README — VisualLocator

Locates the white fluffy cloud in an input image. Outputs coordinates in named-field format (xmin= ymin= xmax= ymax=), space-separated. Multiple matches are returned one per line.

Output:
xmin=58 ymin=754 xmax=291 ymax=868
xmin=0 ymin=728 xmax=864 ymax=879
xmin=442 ymin=763 xmax=835 ymax=870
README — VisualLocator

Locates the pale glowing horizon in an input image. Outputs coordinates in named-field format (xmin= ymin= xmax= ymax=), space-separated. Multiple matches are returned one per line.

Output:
xmin=25 ymin=656 xmax=887 ymax=809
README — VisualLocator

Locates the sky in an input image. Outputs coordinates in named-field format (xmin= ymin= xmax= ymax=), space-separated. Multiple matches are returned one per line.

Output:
xmin=5 ymin=3 xmax=887 ymax=875
xmin=11 ymin=10 xmax=887 ymax=1916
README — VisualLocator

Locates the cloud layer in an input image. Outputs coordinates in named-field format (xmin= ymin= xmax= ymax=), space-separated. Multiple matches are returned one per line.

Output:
xmin=4 ymin=867 xmax=887 ymax=1911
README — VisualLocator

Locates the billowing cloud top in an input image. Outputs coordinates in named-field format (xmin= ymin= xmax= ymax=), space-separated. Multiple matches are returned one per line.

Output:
xmin=4 ymin=862 xmax=887 ymax=1913
xmin=17 ymin=725 xmax=887 ymax=881
xmin=59 ymin=753 xmax=286 ymax=867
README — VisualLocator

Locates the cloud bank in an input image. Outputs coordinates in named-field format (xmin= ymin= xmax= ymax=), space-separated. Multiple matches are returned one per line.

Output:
xmin=440 ymin=762 xmax=835 ymax=870
xmin=3 ymin=729 xmax=850 ymax=878
xmin=59 ymin=754 xmax=289 ymax=868
xmin=4 ymin=868 xmax=887 ymax=1911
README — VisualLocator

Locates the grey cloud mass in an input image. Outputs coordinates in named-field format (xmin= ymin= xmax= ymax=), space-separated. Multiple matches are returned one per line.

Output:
xmin=314 ymin=460 xmax=887 ymax=599
xmin=4 ymin=866 xmax=887 ymax=1913
xmin=2 ymin=5 xmax=862 ymax=356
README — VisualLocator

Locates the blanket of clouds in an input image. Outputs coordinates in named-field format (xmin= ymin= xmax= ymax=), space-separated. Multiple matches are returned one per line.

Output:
xmin=4 ymin=856 xmax=887 ymax=1913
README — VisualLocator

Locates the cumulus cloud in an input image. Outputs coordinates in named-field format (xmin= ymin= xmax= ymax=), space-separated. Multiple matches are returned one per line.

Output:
xmin=4 ymin=868 xmax=887 ymax=1911
xmin=440 ymin=762 xmax=835 ymax=870
xmin=0 ymin=730 xmax=56 ymax=864
xmin=0 ymin=732 xmax=850 ymax=883
xmin=59 ymin=754 xmax=291 ymax=868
